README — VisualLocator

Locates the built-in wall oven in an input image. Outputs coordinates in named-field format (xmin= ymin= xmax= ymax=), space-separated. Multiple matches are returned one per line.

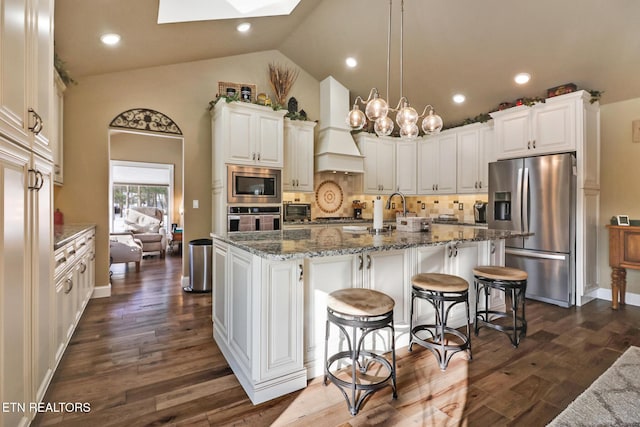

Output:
xmin=227 ymin=206 xmax=281 ymax=232
xmin=227 ymin=165 xmax=282 ymax=204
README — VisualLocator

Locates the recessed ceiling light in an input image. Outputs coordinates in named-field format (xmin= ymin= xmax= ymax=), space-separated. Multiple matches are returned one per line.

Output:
xmin=100 ymin=33 xmax=121 ymax=46
xmin=345 ymin=57 xmax=357 ymax=68
xmin=236 ymin=22 xmax=251 ymax=32
xmin=452 ymin=94 xmax=466 ymax=104
xmin=514 ymin=73 xmax=531 ymax=85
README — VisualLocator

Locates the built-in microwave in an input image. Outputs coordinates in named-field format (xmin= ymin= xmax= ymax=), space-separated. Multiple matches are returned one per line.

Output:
xmin=227 ymin=165 xmax=282 ymax=204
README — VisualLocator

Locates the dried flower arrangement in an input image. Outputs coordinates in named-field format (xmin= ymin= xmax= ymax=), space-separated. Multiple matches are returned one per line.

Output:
xmin=268 ymin=63 xmax=299 ymax=107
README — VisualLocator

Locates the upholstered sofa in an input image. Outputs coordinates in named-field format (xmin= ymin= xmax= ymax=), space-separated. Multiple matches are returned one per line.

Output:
xmin=109 ymin=232 xmax=143 ymax=272
xmin=123 ymin=207 xmax=167 ymax=257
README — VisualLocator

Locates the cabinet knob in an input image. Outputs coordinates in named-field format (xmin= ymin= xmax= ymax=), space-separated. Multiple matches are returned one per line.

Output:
xmin=527 ymin=141 xmax=531 ymax=149
xmin=532 ymin=140 xmax=536 ymax=149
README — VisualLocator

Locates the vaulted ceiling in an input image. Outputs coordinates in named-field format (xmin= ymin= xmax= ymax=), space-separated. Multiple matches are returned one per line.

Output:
xmin=54 ymin=0 xmax=640 ymax=125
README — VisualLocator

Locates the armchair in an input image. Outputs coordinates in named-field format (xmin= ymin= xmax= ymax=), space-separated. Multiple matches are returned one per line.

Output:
xmin=123 ymin=207 xmax=167 ymax=257
xmin=109 ymin=232 xmax=143 ymax=272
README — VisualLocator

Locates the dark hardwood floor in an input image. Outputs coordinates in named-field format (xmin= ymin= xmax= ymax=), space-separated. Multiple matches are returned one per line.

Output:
xmin=35 ymin=255 xmax=640 ymax=426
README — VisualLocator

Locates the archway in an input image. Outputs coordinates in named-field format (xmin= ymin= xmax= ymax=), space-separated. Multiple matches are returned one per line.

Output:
xmin=108 ymin=108 xmax=185 ymax=280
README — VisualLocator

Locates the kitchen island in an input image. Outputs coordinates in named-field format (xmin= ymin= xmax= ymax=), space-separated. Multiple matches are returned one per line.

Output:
xmin=210 ymin=224 xmax=530 ymax=404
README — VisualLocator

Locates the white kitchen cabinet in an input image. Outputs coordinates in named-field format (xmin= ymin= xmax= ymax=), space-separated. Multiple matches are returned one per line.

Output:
xmin=303 ymin=249 xmax=410 ymax=377
xmin=396 ymin=139 xmax=417 ymax=195
xmin=303 ymin=254 xmax=358 ymax=378
xmin=492 ymin=92 xmax=585 ymax=159
xmin=31 ymin=156 xmax=54 ymax=403
xmin=355 ymin=133 xmax=396 ymax=194
xmin=212 ymin=244 xmax=306 ymax=404
xmin=211 ymin=101 xmax=286 ymax=168
xmin=0 ymin=0 xmax=54 ymax=161
xmin=0 ymin=137 xmax=31 ymax=427
xmin=283 ymin=119 xmax=316 ymax=192
xmin=456 ymin=122 xmax=494 ymax=194
xmin=52 ymin=71 xmax=66 ymax=185
xmin=417 ymin=132 xmax=457 ymax=195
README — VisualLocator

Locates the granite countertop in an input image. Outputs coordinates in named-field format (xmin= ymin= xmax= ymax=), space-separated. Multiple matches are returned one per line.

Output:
xmin=211 ymin=224 xmax=530 ymax=261
xmin=54 ymin=224 xmax=96 ymax=250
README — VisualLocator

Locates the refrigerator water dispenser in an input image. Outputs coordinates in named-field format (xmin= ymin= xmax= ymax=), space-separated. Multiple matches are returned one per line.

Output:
xmin=493 ymin=192 xmax=511 ymax=221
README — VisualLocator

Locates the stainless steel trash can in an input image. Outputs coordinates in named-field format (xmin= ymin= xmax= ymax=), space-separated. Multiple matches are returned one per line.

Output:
xmin=185 ymin=238 xmax=212 ymax=292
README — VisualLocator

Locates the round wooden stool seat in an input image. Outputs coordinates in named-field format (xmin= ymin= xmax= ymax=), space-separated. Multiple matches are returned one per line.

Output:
xmin=411 ymin=273 xmax=469 ymax=293
xmin=472 ymin=266 xmax=528 ymax=281
xmin=327 ymin=288 xmax=395 ymax=317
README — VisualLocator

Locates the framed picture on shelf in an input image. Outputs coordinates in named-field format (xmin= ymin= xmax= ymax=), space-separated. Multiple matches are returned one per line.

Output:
xmin=616 ymin=215 xmax=630 ymax=226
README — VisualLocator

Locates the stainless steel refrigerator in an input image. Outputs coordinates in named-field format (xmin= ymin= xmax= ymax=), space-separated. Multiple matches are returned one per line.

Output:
xmin=488 ymin=153 xmax=576 ymax=307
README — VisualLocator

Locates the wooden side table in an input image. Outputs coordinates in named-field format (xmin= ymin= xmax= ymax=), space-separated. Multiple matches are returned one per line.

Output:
xmin=171 ymin=229 xmax=183 ymax=254
xmin=606 ymin=225 xmax=640 ymax=309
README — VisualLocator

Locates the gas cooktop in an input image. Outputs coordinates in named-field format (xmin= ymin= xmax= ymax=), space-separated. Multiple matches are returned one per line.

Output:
xmin=314 ymin=217 xmax=366 ymax=222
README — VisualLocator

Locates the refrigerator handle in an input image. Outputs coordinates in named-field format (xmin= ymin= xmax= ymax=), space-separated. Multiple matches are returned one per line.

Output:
xmin=516 ymin=167 xmax=523 ymax=231
xmin=523 ymin=167 xmax=529 ymax=233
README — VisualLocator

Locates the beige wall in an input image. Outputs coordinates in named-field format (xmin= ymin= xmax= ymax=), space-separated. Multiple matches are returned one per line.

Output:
xmin=110 ymin=131 xmax=184 ymax=228
xmin=598 ymin=98 xmax=640 ymax=295
xmin=56 ymin=50 xmax=320 ymax=286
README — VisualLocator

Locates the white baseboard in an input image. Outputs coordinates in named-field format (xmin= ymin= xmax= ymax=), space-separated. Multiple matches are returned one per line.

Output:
xmin=594 ymin=288 xmax=640 ymax=307
xmin=91 ymin=283 xmax=111 ymax=298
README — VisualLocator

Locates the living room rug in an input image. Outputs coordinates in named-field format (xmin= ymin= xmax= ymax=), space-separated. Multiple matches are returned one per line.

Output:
xmin=547 ymin=346 xmax=640 ymax=426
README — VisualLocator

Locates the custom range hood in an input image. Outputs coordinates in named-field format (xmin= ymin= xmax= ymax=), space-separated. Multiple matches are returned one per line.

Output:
xmin=315 ymin=76 xmax=365 ymax=174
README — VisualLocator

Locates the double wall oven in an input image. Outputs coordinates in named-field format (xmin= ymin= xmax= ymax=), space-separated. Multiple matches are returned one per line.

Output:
xmin=227 ymin=165 xmax=282 ymax=232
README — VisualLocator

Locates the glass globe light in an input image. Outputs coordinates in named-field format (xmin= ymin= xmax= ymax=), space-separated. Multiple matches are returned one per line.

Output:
xmin=400 ymin=123 xmax=419 ymax=139
xmin=374 ymin=116 xmax=394 ymax=136
xmin=421 ymin=110 xmax=443 ymax=135
xmin=346 ymin=105 xmax=367 ymax=130
xmin=365 ymin=94 xmax=389 ymax=121
xmin=396 ymin=103 xmax=418 ymax=128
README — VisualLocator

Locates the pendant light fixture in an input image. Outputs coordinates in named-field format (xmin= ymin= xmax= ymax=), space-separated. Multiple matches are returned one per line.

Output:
xmin=346 ymin=0 xmax=443 ymax=139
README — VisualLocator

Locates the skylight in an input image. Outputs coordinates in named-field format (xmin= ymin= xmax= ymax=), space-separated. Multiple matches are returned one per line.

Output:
xmin=157 ymin=0 xmax=302 ymax=24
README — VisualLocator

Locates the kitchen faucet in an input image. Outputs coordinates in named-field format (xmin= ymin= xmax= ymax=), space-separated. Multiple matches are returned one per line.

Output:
xmin=386 ymin=191 xmax=407 ymax=217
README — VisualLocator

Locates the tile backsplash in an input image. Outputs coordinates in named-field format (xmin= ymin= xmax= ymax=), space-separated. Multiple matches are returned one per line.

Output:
xmin=283 ymin=172 xmax=488 ymax=223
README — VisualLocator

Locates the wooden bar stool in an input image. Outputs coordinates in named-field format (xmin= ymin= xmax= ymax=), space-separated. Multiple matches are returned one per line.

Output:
xmin=473 ymin=266 xmax=528 ymax=347
xmin=324 ymin=288 xmax=397 ymax=416
xmin=409 ymin=273 xmax=472 ymax=371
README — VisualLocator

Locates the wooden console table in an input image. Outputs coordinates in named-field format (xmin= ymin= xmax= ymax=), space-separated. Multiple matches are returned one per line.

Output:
xmin=607 ymin=225 xmax=640 ymax=309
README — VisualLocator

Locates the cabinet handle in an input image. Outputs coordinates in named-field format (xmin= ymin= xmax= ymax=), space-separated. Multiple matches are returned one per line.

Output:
xmin=91 ymin=253 xmax=95 ymax=261
xmin=527 ymin=141 xmax=531 ymax=149
xmin=358 ymin=255 xmax=363 ymax=270
xmin=367 ymin=254 xmax=371 ymax=270
xmin=447 ymin=244 xmax=453 ymax=258
xmin=436 ymin=184 xmax=439 ymax=191
xmin=474 ymin=181 xmax=478 ymax=189
xmin=28 ymin=108 xmax=43 ymax=135
xmin=479 ymin=181 xmax=482 ymax=189
xmin=532 ymin=140 xmax=536 ymax=149
xmin=56 ymin=257 xmax=67 ymax=267
xmin=64 ymin=278 xmax=73 ymax=294
xmin=299 ymin=264 xmax=303 ymax=282
xmin=80 ymin=262 xmax=87 ymax=274
xmin=257 ymin=153 xmax=261 ymax=160
xmin=454 ymin=242 xmax=459 ymax=257
xmin=252 ymin=152 xmax=256 ymax=160
xmin=490 ymin=241 xmax=496 ymax=254
xmin=68 ymin=249 xmax=76 ymax=256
